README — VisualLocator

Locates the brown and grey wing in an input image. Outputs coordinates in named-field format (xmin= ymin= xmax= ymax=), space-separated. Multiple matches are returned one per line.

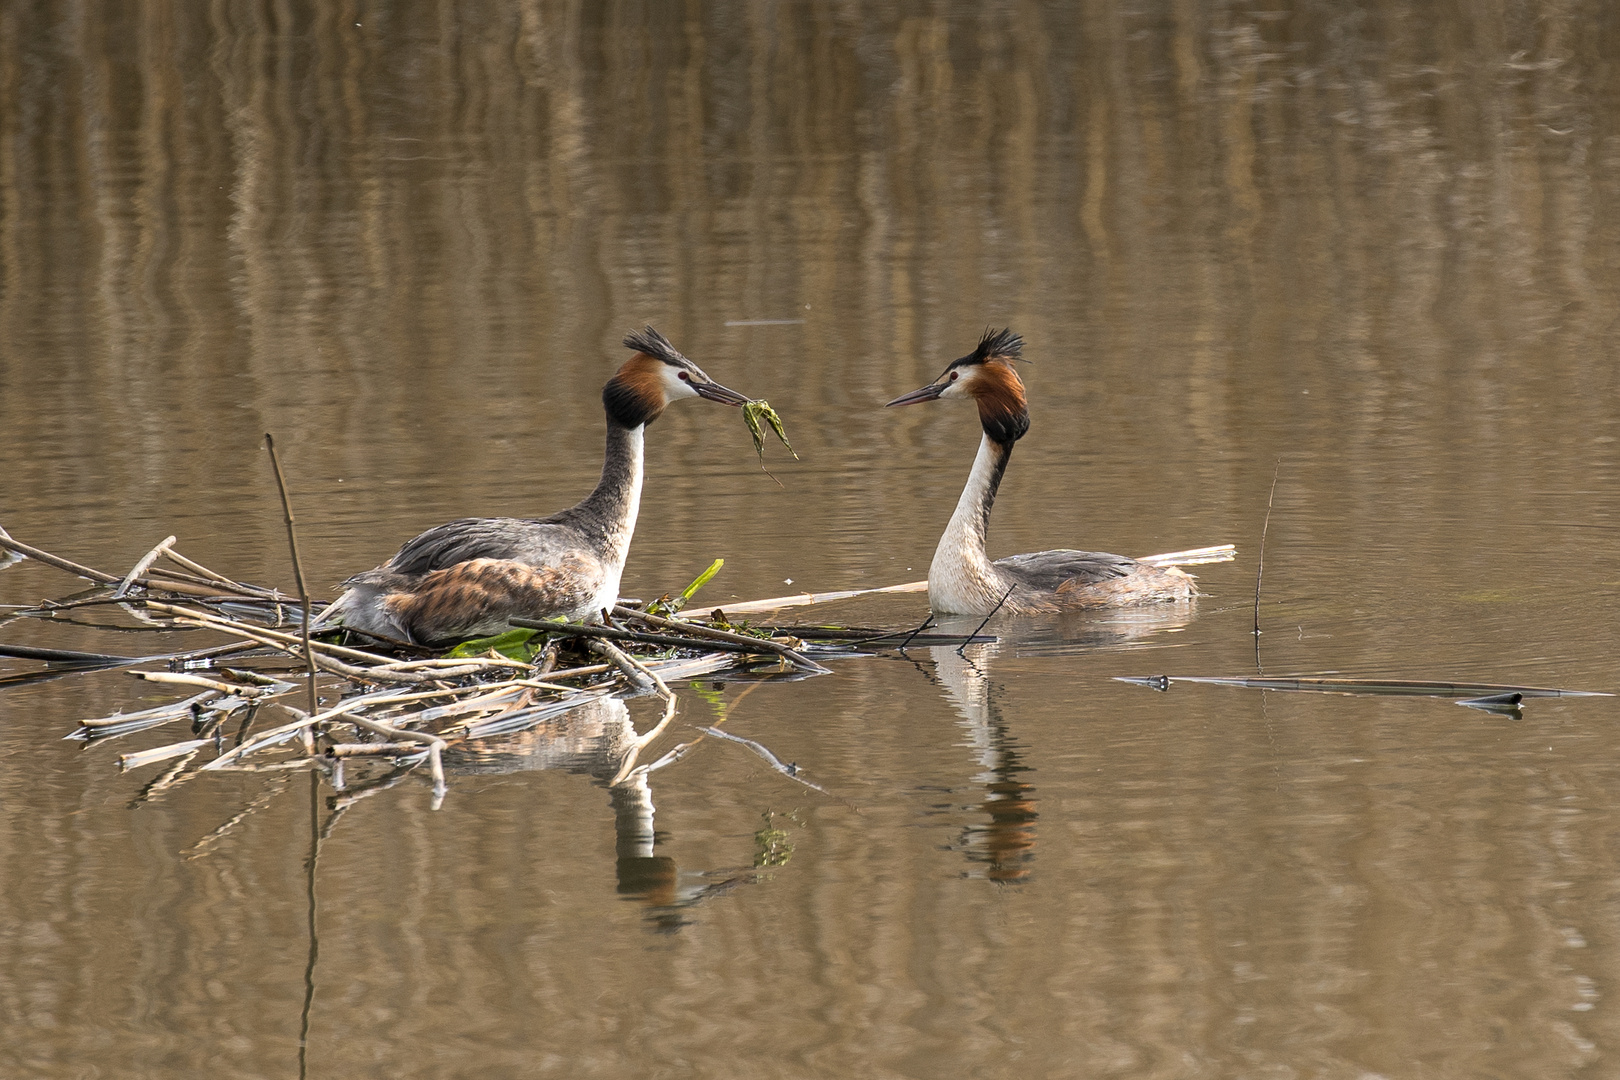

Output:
xmin=384 ymin=518 xmax=575 ymax=576
xmin=992 ymin=550 xmax=1138 ymax=592
xmin=383 ymin=556 xmax=606 ymax=645
xmin=998 ymin=549 xmax=1195 ymax=607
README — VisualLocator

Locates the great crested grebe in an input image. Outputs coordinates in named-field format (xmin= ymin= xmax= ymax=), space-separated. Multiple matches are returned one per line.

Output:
xmin=887 ymin=328 xmax=1216 ymax=616
xmin=319 ymin=327 xmax=751 ymax=645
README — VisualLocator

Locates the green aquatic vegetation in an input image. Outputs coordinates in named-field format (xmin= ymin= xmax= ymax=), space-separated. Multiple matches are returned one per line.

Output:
xmin=444 ymin=626 xmax=542 ymax=661
xmin=647 ymin=558 xmax=725 ymax=617
xmin=742 ymin=399 xmax=797 ymax=484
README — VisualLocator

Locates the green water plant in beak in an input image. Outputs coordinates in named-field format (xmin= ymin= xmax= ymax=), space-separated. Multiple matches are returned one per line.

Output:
xmin=742 ymin=399 xmax=797 ymax=485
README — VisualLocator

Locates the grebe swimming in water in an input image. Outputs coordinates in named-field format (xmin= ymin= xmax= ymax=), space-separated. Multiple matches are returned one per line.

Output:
xmin=320 ymin=327 xmax=751 ymax=645
xmin=887 ymin=328 xmax=1228 ymax=616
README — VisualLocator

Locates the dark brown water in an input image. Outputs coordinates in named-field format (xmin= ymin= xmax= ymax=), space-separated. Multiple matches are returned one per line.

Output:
xmin=4 ymin=2 xmax=1620 ymax=1076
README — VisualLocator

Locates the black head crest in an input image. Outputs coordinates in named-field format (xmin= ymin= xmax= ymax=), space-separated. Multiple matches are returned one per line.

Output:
xmin=970 ymin=327 xmax=1024 ymax=364
xmin=623 ymin=326 xmax=686 ymax=365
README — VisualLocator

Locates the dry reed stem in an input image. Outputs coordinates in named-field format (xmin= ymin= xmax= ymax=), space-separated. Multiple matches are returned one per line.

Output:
xmin=113 ymin=536 xmax=176 ymax=599
xmin=0 ymin=529 xmax=122 ymax=584
xmin=160 ymin=548 xmax=281 ymax=597
xmin=129 ymin=670 xmax=275 ymax=696
xmin=264 ymin=433 xmax=317 ymax=725
xmin=143 ymin=602 xmax=396 ymax=665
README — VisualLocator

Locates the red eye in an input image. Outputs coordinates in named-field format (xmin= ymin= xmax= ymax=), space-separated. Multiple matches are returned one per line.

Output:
xmin=948 ymin=371 xmax=959 ymax=381
xmin=678 ymin=371 xmax=690 ymax=381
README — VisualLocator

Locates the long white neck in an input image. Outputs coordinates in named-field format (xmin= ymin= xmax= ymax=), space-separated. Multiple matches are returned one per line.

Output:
xmin=928 ymin=432 xmax=1011 ymax=615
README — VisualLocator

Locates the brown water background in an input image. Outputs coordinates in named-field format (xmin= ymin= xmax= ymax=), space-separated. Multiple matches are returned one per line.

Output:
xmin=3 ymin=2 xmax=1620 ymax=1076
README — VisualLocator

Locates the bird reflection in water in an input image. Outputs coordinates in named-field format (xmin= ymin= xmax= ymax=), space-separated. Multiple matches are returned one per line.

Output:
xmin=924 ymin=606 xmax=1196 ymax=883
xmin=928 ymin=631 xmax=1039 ymax=884
xmin=438 ymin=693 xmax=761 ymax=931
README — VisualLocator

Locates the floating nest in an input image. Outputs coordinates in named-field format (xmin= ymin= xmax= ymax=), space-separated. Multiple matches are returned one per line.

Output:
xmin=0 ymin=526 xmax=985 ymax=811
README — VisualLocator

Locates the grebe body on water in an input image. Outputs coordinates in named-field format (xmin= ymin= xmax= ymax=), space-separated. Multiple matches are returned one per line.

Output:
xmin=887 ymin=328 xmax=1226 ymax=616
xmin=321 ymin=328 xmax=750 ymax=645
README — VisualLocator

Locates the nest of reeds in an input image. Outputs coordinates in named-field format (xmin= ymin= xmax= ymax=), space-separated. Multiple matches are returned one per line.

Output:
xmin=0 ymin=526 xmax=982 ymax=811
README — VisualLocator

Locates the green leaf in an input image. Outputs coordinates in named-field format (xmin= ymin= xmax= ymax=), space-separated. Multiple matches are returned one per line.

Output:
xmin=444 ymin=626 xmax=541 ymax=661
xmin=648 ymin=558 xmax=726 ymax=616
xmin=680 ymin=558 xmax=725 ymax=604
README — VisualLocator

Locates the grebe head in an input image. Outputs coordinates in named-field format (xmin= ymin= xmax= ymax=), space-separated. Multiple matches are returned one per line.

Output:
xmin=605 ymin=326 xmax=750 ymax=428
xmin=886 ymin=327 xmax=1030 ymax=445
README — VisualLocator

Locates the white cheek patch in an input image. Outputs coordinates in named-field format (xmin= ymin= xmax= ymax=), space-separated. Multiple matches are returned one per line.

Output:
xmin=660 ymin=364 xmax=701 ymax=399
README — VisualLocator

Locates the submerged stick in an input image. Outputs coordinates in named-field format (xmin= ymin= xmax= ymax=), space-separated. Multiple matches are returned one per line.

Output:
xmin=119 ymin=739 xmax=213 ymax=771
xmin=265 ymin=434 xmax=319 ymax=726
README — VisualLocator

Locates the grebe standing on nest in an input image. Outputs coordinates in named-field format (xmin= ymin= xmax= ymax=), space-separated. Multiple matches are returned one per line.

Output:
xmin=886 ymin=328 xmax=1231 ymax=616
xmin=321 ymin=327 xmax=752 ymax=645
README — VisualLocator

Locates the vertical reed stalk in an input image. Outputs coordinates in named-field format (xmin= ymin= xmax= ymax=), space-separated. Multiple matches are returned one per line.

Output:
xmin=265 ymin=434 xmax=320 ymax=729
xmin=1254 ymin=460 xmax=1280 ymax=669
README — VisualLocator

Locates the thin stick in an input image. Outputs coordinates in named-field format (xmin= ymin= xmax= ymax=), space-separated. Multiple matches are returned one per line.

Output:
xmin=0 ymin=643 xmax=143 ymax=665
xmin=160 ymin=547 xmax=244 ymax=586
xmin=1254 ymin=460 xmax=1280 ymax=657
xmin=161 ymin=548 xmax=290 ymax=599
xmin=586 ymin=638 xmax=657 ymax=691
xmin=0 ymin=526 xmax=121 ymax=584
xmin=0 ymin=526 xmax=260 ymax=599
xmin=894 ymin=613 xmax=937 ymax=652
xmin=265 ymin=434 xmax=319 ymax=729
xmin=608 ymin=607 xmax=831 ymax=674
xmin=155 ymin=613 xmax=447 ymax=684
xmin=370 ymin=656 xmax=533 ymax=673
xmin=957 ymin=585 xmax=1015 ymax=658
xmin=145 ymin=602 xmax=398 ymax=666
